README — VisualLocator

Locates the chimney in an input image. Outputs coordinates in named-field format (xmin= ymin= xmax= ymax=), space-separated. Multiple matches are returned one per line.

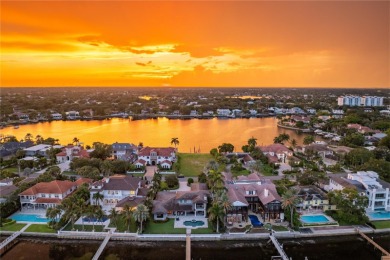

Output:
xmin=264 ymin=188 xmax=269 ymax=197
xmin=105 ymin=178 xmax=109 ymax=183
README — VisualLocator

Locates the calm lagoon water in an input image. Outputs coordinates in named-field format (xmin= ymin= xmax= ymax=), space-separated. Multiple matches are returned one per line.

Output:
xmin=2 ymin=235 xmax=389 ymax=260
xmin=1 ymin=118 xmax=312 ymax=152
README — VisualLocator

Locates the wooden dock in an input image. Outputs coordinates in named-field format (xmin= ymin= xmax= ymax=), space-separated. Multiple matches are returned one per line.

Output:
xmin=0 ymin=224 xmax=31 ymax=255
xmin=356 ymin=229 xmax=390 ymax=259
xmin=269 ymin=234 xmax=290 ymax=260
xmin=92 ymin=234 xmax=111 ymax=260
xmin=186 ymin=228 xmax=191 ymax=260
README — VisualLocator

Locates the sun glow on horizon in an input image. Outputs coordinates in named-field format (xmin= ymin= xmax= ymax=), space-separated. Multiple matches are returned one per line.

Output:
xmin=1 ymin=1 xmax=389 ymax=88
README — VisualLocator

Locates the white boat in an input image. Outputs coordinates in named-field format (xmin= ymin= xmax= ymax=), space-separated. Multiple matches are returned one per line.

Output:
xmin=14 ymin=125 xmax=19 ymax=129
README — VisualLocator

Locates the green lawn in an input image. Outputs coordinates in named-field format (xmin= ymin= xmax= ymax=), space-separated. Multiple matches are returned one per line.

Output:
xmin=0 ymin=223 xmax=26 ymax=231
xmin=177 ymin=153 xmax=213 ymax=177
xmin=260 ymin=165 xmax=277 ymax=176
xmin=231 ymin=169 xmax=251 ymax=177
xmin=25 ymin=224 xmax=57 ymax=233
xmin=108 ymin=217 xmax=137 ymax=233
xmin=272 ymin=225 xmax=289 ymax=231
xmin=63 ymin=223 xmax=105 ymax=232
xmin=62 ymin=171 xmax=77 ymax=175
xmin=129 ymin=173 xmax=145 ymax=178
xmin=371 ymin=220 xmax=390 ymax=229
xmin=2 ymin=167 xmax=19 ymax=174
xmin=144 ymin=219 xmax=214 ymax=234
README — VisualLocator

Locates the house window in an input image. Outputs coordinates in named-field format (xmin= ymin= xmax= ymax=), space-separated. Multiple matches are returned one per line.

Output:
xmin=42 ymin=194 xmax=46 ymax=198
xmin=55 ymin=194 xmax=59 ymax=198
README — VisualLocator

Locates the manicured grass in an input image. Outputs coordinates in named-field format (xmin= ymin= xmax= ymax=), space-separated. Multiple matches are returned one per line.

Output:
xmin=129 ymin=173 xmax=145 ymax=178
xmin=144 ymin=219 xmax=214 ymax=234
xmin=0 ymin=223 xmax=26 ymax=231
xmin=108 ymin=217 xmax=137 ymax=233
xmin=177 ymin=153 xmax=213 ymax=177
xmin=63 ymin=223 xmax=105 ymax=232
xmin=25 ymin=224 xmax=56 ymax=233
xmin=371 ymin=220 xmax=390 ymax=229
xmin=231 ymin=169 xmax=251 ymax=177
xmin=2 ymin=167 xmax=19 ymax=174
xmin=260 ymin=165 xmax=277 ymax=176
xmin=272 ymin=225 xmax=289 ymax=231
xmin=62 ymin=171 xmax=77 ymax=175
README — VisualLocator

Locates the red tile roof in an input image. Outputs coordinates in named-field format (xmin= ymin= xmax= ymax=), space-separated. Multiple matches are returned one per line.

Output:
xmin=138 ymin=147 xmax=176 ymax=157
xmin=20 ymin=180 xmax=76 ymax=196
xmin=75 ymin=178 xmax=93 ymax=186
xmin=34 ymin=198 xmax=62 ymax=204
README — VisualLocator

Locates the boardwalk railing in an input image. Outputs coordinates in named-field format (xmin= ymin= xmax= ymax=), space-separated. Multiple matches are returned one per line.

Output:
xmin=269 ymin=234 xmax=290 ymax=260
xmin=356 ymin=228 xmax=390 ymax=257
xmin=0 ymin=224 xmax=31 ymax=254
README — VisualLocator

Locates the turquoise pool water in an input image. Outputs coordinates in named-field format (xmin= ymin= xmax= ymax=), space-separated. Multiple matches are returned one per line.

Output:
xmin=183 ymin=220 xmax=205 ymax=227
xmin=11 ymin=213 xmax=48 ymax=223
xmin=367 ymin=211 xmax=390 ymax=220
xmin=300 ymin=214 xmax=330 ymax=223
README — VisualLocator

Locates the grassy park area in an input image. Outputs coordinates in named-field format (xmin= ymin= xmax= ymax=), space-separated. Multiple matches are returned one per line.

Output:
xmin=176 ymin=153 xmax=213 ymax=177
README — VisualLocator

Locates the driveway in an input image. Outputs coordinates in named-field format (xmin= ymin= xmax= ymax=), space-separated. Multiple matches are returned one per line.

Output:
xmin=145 ymin=166 xmax=158 ymax=181
xmin=176 ymin=181 xmax=191 ymax=191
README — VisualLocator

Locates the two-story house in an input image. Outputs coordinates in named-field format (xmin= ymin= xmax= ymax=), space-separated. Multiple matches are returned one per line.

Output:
xmin=258 ymin=144 xmax=293 ymax=164
xmin=137 ymin=147 xmax=176 ymax=166
xmin=152 ymin=183 xmax=209 ymax=221
xmin=90 ymin=175 xmax=146 ymax=211
xmin=19 ymin=180 xmax=81 ymax=209
xmin=111 ymin=142 xmax=137 ymax=161
xmin=56 ymin=145 xmax=90 ymax=163
xmin=294 ymin=186 xmax=336 ymax=211
xmin=225 ymin=173 xmax=282 ymax=224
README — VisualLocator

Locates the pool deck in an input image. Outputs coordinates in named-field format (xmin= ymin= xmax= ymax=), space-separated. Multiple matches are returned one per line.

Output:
xmin=366 ymin=210 xmax=390 ymax=221
xmin=10 ymin=210 xmax=48 ymax=224
xmin=174 ymin=216 xmax=208 ymax=229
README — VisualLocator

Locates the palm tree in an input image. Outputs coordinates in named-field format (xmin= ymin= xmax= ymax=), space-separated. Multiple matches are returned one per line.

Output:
xmin=122 ymin=205 xmax=133 ymax=232
xmin=46 ymin=206 xmax=60 ymax=228
xmin=281 ymin=189 xmax=299 ymax=228
xmin=216 ymin=192 xmax=231 ymax=223
xmin=274 ymin=133 xmax=290 ymax=144
xmin=290 ymin=139 xmax=297 ymax=148
xmin=86 ymin=205 xmax=97 ymax=231
xmin=77 ymin=198 xmax=87 ymax=231
xmin=92 ymin=192 xmax=104 ymax=206
xmin=73 ymin=137 xmax=80 ymax=146
xmin=208 ymin=201 xmax=225 ymax=233
xmin=170 ymin=137 xmax=179 ymax=148
xmin=248 ymin=137 xmax=257 ymax=148
xmin=35 ymin=135 xmax=44 ymax=144
xmin=25 ymin=133 xmax=33 ymax=142
xmin=109 ymin=208 xmax=119 ymax=228
xmin=133 ymin=204 xmax=149 ymax=234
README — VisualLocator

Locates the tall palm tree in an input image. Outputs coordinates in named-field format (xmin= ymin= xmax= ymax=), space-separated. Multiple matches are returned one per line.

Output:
xmin=281 ymin=189 xmax=299 ymax=228
xmin=133 ymin=204 xmax=149 ymax=234
xmin=290 ymin=139 xmax=297 ymax=148
xmin=248 ymin=137 xmax=257 ymax=148
xmin=216 ymin=192 xmax=232 ymax=223
xmin=46 ymin=207 xmax=60 ymax=228
xmin=95 ymin=207 xmax=105 ymax=227
xmin=77 ymin=198 xmax=87 ymax=231
xmin=73 ymin=137 xmax=80 ymax=146
xmin=92 ymin=192 xmax=104 ymax=206
xmin=122 ymin=205 xmax=133 ymax=232
xmin=25 ymin=133 xmax=33 ymax=142
xmin=86 ymin=205 xmax=97 ymax=231
xmin=170 ymin=137 xmax=179 ymax=148
xmin=208 ymin=201 xmax=225 ymax=233
xmin=109 ymin=208 xmax=119 ymax=228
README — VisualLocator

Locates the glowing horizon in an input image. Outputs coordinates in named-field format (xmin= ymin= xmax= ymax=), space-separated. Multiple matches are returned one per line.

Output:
xmin=1 ymin=1 xmax=389 ymax=88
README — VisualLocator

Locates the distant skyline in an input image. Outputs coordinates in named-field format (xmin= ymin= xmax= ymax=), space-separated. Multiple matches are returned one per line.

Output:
xmin=1 ymin=1 xmax=389 ymax=88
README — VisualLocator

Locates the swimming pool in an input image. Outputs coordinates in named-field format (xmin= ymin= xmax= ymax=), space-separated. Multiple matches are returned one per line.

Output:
xmin=300 ymin=214 xmax=331 ymax=224
xmin=366 ymin=211 xmax=390 ymax=220
xmin=10 ymin=213 xmax=48 ymax=223
xmin=183 ymin=220 xmax=205 ymax=227
xmin=248 ymin=215 xmax=263 ymax=227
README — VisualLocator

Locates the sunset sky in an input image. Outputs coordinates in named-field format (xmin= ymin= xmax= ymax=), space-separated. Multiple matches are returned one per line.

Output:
xmin=1 ymin=1 xmax=389 ymax=88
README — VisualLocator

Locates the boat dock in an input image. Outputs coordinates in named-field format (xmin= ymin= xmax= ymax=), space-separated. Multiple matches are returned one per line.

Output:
xmin=356 ymin=228 xmax=390 ymax=260
xmin=186 ymin=228 xmax=191 ymax=260
xmin=92 ymin=233 xmax=111 ymax=260
xmin=269 ymin=234 xmax=290 ymax=260
xmin=0 ymin=223 xmax=31 ymax=255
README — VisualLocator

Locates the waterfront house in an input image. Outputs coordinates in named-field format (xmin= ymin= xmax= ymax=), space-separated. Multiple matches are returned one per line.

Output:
xmin=258 ymin=144 xmax=293 ymax=164
xmin=24 ymin=144 xmax=64 ymax=159
xmin=56 ymin=145 xmax=90 ymax=163
xmin=111 ymin=142 xmax=137 ymax=161
xmin=0 ymin=141 xmax=34 ymax=160
xmin=325 ymin=172 xmax=390 ymax=212
xmin=294 ymin=186 xmax=336 ymax=211
xmin=19 ymin=180 xmax=79 ymax=209
xmin=216 ymin=109 xmax=231 ymax=117
xmin=225 ymin=173 xmax=282 ymax=223
xmin=51 ymin=113 xmax=63 ymax=120
xmin=137 ymin=147 xmax=176 ymax=166
xmin=0 ymin=180 xmax=17 ymax=203
xmin=90 ymin=175 xmax=147 ymax=211
xmin=152 ymin=183 xmax=209 ymax=221
xmin=65 ymin=111 xmax=80 ymax=120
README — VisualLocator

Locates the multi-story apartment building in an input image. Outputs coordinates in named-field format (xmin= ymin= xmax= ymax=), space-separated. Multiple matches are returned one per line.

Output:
xmin=337 ymin=96 xmax=384 ymax=107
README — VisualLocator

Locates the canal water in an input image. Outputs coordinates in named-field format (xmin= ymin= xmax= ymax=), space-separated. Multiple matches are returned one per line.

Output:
xmin=1 ymin=235 xmax=389 ymax=260
xmin=1 ymin=117 xmax=312 ymax=152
